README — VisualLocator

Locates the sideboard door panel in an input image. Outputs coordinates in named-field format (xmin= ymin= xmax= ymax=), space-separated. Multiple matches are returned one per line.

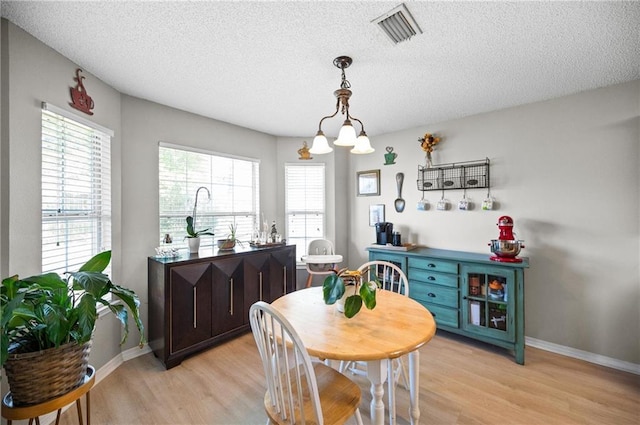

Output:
xmin=211 ymin=258 xmax=244 ymax=335
xmin=269 ymin=248 xmax=296 ymax=301
xmin=243 ymin=252 xmax=270 ymax=314
xmin=170 ymin=263 xmax=212 ymax=353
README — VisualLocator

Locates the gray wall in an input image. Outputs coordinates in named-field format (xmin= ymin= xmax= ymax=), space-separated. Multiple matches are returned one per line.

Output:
xmin=2 ymin=17 xmax=638 ymax=374
xmin=0 ymin=19 xmax=7 ymax=279
xmin=119 ymin=95 xmax=279 ymax=349
xmin=346 ymin=81 xmax=640 ymax=364
xmin=1 ymin=20 xmax=124 ymax=371
xmin=275 ymin=136 xmax=351 ymax=287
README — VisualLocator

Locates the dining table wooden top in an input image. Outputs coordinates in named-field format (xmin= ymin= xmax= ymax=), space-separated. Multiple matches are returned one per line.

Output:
xmin=271 ymin=286 xmax=437 ymax=362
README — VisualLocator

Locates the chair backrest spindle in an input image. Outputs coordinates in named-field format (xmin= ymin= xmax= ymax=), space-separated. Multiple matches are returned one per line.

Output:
xmin=358 ymin=260 xmax=409 ymax=297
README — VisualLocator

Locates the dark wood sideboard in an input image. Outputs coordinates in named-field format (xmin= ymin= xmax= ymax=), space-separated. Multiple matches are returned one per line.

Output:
xmin=148 ymin=244 xmax=296 ymax=369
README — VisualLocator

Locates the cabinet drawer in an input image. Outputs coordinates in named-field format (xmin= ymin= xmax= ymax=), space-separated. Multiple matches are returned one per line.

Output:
xmin=410 ymin=282 xmax=458 ymax=308
xmin=408 ymin=257 xmax=458 ymax=274
xmin=416 ymin=301 xmax=459 ymax=328
xmin=409 ymin=268 xmax=458 ymax=288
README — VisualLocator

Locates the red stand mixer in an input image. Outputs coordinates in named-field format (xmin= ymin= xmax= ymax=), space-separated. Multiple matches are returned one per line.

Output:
xmin=489 ymin=215 xmax=525 ymax=263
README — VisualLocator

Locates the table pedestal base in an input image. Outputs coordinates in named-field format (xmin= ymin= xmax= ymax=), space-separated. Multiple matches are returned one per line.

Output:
xmin=365 ymin=355 xmax=420 ymax=425
xmin=366 ymin=360 xmax=387 ymax=425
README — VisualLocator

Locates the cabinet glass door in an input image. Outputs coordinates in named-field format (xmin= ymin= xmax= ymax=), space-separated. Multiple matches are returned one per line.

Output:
xmin=461 ymin=265 xmax=515 ymax=341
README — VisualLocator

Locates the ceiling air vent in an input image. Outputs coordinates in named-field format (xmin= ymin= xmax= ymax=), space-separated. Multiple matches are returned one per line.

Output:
xmin=372 ymin=3 xmax=422 ymax=44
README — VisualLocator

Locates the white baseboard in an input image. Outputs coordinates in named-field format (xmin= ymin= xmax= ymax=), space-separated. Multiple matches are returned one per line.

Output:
xmin=526 ymin=336 xmax=640 ymax=375
xmin=122 ymin=343 xmax=152 ymax=361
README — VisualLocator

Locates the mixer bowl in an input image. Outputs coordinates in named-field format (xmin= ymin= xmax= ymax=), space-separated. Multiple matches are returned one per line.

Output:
xmin=489 ymin=239 xmax=523 ymax=257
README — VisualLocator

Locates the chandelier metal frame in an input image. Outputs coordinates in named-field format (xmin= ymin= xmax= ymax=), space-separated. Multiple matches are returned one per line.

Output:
xmin=310 ymin=56 xmax=374 ymax=155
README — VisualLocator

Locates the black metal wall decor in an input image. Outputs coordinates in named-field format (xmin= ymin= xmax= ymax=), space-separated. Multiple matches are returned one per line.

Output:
xmin=417 ymin=158 xmax=490 ymax=191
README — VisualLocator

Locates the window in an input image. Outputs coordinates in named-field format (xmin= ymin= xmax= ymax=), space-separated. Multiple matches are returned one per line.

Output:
xmin=41 ymin=103 xmax=112 ymax=274
xmin=285 ymin=163 xmax=325 ymax=259
xmin=158 ymin=144 xmax=260 ymax=248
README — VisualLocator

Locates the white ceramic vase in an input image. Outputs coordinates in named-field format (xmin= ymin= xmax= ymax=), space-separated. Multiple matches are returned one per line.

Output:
xmin=336 ymin=285 xmax=357 ymax=313
xmin=187 ymin=237 xmax=200 ymax=253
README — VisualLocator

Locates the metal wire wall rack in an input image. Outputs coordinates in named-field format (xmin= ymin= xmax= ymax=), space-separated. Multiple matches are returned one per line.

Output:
xmin=417 ymin=158 xmax=490 ymax=191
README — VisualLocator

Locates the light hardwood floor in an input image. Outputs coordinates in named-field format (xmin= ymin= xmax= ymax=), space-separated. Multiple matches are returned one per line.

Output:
xmin=59 ymin=331 xmax=639 ymax=425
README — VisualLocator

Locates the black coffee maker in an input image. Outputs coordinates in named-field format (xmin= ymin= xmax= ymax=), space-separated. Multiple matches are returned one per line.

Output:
xmin=375 ymin=222 xmax=393 ymax=245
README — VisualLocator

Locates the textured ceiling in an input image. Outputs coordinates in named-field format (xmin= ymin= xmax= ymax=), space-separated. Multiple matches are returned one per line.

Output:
xmin=2 ymin=1 xmax=639 ymax=138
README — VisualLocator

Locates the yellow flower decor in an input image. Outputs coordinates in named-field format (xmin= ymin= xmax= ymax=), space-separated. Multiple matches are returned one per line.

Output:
xmin=418 ymin=133 xmax=440 ymax=153
xmin=418 ymin=132 xmax=441 ymax=167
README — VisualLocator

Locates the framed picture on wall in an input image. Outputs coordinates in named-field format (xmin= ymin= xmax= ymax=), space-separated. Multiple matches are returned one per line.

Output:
xmin=357 ymin=169 xmax=380 ymax=196
xmin=369 ymin=204 xmax=385 ymax=227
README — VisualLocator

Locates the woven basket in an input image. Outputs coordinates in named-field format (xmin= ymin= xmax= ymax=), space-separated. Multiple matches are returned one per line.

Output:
xmin=4 ymin=340 xmax=92 ymax=406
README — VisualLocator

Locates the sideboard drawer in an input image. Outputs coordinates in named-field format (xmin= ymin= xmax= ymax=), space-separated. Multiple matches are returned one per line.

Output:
xmin=418 ymin=302 xmax=459 ymax=328
xmin=409 ymin=268 xmax=458 ymax=288
xmin=408 ymin=257 xmax=458 ymax=275
xmin=410 ymin=282 xmax=458 ymax=308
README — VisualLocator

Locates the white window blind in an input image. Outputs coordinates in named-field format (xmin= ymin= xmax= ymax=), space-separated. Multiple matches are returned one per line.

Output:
xmin=285 ymin=163 xmax=325 ymax=259
xmin=41 ymin=104 xmax=112 ymax=274
xmin=158 ymin=144 xmax=260 ymax=248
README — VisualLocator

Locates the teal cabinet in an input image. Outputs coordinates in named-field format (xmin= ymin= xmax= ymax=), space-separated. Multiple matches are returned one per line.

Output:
xmin=367 ymin=246 xmax=528 ymax=364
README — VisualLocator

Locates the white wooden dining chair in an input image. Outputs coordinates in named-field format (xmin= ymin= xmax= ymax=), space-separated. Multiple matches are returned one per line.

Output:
xmin=249 ymin=301 xmax=364 ymax=425
xmin=340 ymin=260 xmax=410 ymax=425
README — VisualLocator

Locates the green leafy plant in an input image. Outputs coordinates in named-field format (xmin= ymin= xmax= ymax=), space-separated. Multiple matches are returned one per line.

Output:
xmin=218 ymin=223 xmax=244 ymax=250
xmin=185 ymin=215 xmax=215 ymax=238
xmin=226 ymin=223 xmax=244 ymax=245
xmin=0 ymin=251 xmax=145 ymax=368
xmin=322 ymin=268 xmax=378 ymax=318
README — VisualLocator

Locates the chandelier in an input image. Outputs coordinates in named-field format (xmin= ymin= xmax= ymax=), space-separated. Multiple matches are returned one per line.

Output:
xmin=309 ymin=56 xmax=375 ymax=155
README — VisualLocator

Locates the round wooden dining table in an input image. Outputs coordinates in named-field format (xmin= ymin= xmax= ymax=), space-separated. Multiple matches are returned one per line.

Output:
xmin=272 ymin=286 xmax=436 ymax=425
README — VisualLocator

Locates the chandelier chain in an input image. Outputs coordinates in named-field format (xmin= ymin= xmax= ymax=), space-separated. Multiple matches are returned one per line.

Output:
xmin=340 ymin=67 xmax=351 ymax=90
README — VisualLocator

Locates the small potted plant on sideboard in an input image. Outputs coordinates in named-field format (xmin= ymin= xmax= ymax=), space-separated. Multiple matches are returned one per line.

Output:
xmin=185 ymin=215 xmax=215 ymax=253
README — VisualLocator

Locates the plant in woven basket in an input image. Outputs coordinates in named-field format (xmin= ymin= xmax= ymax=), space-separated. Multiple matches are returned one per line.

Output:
xmin=0 ymin=250 xmax=145 ymax=403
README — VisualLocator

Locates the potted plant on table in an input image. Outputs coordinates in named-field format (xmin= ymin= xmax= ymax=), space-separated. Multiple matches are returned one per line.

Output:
xmin=185 ymin=215 xmax=215 ymax=253
xmin=322 ymin=268 xmax=379 ymax=318
xmin=0 ymin=250 xmax=145 ymax=405
xmin=217 ymin=223 xmax=243 ymax=251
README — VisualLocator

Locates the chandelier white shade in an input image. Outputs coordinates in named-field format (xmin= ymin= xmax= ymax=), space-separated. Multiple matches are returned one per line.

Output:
xmin=351 ymin=132 xmax=375 ymax=154
xmin=309 ymin=131 xmax=333 ymax=154
xmin=334 ymin=120 xmax=357 ymax=146
xmin=310 ymin=56 xmax=374 ymax=155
